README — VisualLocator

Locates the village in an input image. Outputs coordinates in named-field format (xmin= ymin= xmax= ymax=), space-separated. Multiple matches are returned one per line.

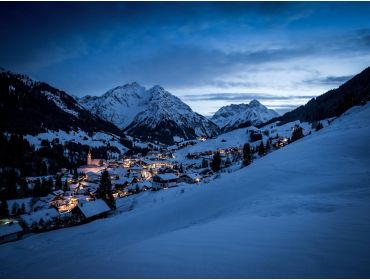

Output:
xmin=0 ymin=124 xmax=303 ymax=245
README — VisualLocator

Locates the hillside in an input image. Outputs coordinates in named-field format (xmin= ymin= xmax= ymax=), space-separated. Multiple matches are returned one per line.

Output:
xmin=0 ymin=70 xmax=126 ymax=139
xmin=264 ymin=66 xmax=370 ymax=126
xmin=1 ymin=102 xmax=369 ymax=278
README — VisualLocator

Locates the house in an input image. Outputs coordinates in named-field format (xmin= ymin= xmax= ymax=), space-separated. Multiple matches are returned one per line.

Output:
xmin=179 ymin=173 xmax=202 ymax=184
xmin=128 ymin=181 xmax=152 ymax=193
xmin=72 ymin=199 xmax=110 ymax=222
xmin=0 ymin=221 xmax=23 ymax=244
xmin=20 ymin=208 xmax=60 ymax=229
xmin=86 ymin=171 xmax=100 ymax=183
xmin=152 ymin=173 xmax=178 ymax=190
xmin=128 ymin=165 xmax=142 ymax=179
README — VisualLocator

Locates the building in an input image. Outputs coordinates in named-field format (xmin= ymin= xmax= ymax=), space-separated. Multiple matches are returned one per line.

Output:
xmin=179 ymin=173 xmax=202 ymax=184
xmin=152 ymin=173 xmax=178 ymax=190
xmin=72 ymin=199 xmax=111 ymax=223
xmin=87 ymin=149 xmax=92 ymax=165
xmin=0 ymin=222 xmax=23 ymax=244
xmin=86 ymin=149 xmax=103 ymax=166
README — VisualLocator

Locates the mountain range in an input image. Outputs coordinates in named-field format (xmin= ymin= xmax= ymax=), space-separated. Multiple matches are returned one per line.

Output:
xmin=79 ymin=83 xmax=220 ymax=144
xmin=211 ymin=99 xmax=279 ymax=132
xmin=1 ymin=66 xmax=370 ymax=148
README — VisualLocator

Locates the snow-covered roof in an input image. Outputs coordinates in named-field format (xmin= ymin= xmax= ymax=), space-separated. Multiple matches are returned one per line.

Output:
xmin=21 ymin=208 xmax=60 ymax=227
xmin=0 ymin=222 xmax=23 ymax=237
xmin=77 ymin=199 xmax=110 ymax=219
xmin=184 ymin=173 xmax=202 ymax=180
xmin=52 ymin=190 xmax=64 ymax=196
xmin=155 ymin=173 xmax=178 ymax=181
xmin=130 ymin=165 xmax=142 ymax=171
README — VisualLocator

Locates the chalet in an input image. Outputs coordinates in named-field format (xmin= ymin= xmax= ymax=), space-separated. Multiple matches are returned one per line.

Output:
xmin=86 ymin=171 xmax=100 ymax=183
xmin=72 ymin=199 xmax=110 ymax=223
xmin=20 ymin=208 xmax=60 ymax=229
xmin=128 ymin=181 xmax=152 ymax=193
xmin=128 ymin=165 xmax=142 ymax=179
xmin=0 ymin=222 xmax=23 ymax=244
xmin=179 ymin=173 xmax=202 ymax=184
xmin=152 ymin=173 xmax=178 ymax=190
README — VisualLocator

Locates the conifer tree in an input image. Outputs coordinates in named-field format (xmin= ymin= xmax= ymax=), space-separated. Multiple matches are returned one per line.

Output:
xmin=55 ymin=175 xmax=62 ymax=190
xmin=242 ymin=143 xmax=252 ymax=167
xmin=315 ymin=122 xmax=324 ymax=131
xmin=97 ymin=169 xmax=115 ymax=209
xmin=201 ymin=159 xmax=209 ymax=168
xmin=0 ymin=200 xmax=9 ymax=219
xmin=258 ymin=141 xmax=265 ymax=156
xmin=211 ymin=152 xmax=222 ymax=172
xmin=291 ymin=126 xmax=304 ymax=142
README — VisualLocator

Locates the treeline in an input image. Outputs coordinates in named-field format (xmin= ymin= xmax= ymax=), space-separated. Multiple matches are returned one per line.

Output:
xmin=0 ymin=132 xmax=119 ymax=200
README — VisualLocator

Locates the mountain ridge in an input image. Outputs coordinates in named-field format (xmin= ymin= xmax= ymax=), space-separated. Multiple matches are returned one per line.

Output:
xmin=211 ymin=99 xmax=279 ymax=132
xmin=80 ymin=82 xmax=220 ymax=144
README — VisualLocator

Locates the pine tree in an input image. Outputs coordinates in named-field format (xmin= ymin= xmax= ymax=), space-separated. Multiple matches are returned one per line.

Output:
xmin=0 ymin=200 xmax=9 ymax=219
xmin=242 ymin=143 xmax=252 ymax=167
xmin=63 ymin=180 xmax=69 ymax=192
xmin=315 ymin=122 xmax=324 ymax=131
xmin=291 ymin=126 xmax=304 ymax=142
xmin=11 ymin=202 xmax=19 ymax=216
xmin=33 ymin=179 xmax=42 ymax=197
xmin=55 ymin=175 xmax=62 ymax=190
xmin=211 ymin=152 xmax=221 ymax=172
xmin=201 ymin=158 xmax=209 ymax=168
xmin=265 ymin=139 xmax=271 ymax=152
xmin=258 ymin=141 xmax=265 ymax=156
xmin=72 ymin=169 xmax=78 ymax=180
xmin=21 ymin=203 xmax=26 ymax=215
xmin=97 ymin=170 xmax=115 ymax=209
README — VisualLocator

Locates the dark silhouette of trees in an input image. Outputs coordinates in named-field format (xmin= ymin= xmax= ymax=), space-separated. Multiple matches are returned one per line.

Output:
xmin=291 ymin=126 xmax=304 ymax=142
xmin=211 ymin=152 xmax=222 ymax=172
xmin=97 ymin=170 xmax=115 ymax=209
xmin=258 ymin=141 xmax=265 ymax=156
xmin=242 ymin=143 xmax=252 ymax=167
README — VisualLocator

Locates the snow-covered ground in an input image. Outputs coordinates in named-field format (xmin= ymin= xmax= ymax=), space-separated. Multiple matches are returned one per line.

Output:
xmin=24 ymin=129 xmax=128 ymax=154
xmin=1 ymin=103 xmax=370 ymax=278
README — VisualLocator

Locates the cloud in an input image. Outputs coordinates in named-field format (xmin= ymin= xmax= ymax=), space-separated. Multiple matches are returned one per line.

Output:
xmin=182 ymin=93 xmax=316 ymax=102
xmin=303 ymin=75 xmax=353 ymax=86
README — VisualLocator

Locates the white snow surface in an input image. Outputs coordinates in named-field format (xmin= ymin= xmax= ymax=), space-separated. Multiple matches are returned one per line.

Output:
xmin=77 ymin=199 xmax=110 ymax=218
xmin=211 ymin=99 xmax=279 ymax=131
xmin=1 ymin=104 xmax=370 ymax=277
xmin=0 ymin=223 xmax=23 ymax=237
xmin=24 ymin=129 xmax=128 ymax=154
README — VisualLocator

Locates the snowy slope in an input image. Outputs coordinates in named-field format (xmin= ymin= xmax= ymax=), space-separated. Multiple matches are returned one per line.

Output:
xmin=79 ymin=82 xmax=149 ymax=128
xmin=0 ymin=69 xmax=129 ymax=144
xmin=24 ymin=129 xmax=128 ymax=154
xmin=1 ymin=103 xmax=370 ymax=278
xmin=211 ymin=99 xmax=279 ymax=132
xmin=80 ymin=83 xmax=220 ymax=144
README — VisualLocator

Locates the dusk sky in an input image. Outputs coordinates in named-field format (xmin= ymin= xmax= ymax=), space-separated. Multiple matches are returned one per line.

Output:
xmin=1 ymin=2 xmax=370 ymax=115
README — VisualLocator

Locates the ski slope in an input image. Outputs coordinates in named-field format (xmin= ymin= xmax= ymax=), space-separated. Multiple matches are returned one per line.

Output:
xmin=1 ymin=104 xmax=370 ymax=278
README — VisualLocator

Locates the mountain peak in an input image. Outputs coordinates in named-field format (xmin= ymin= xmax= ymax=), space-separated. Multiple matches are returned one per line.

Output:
xmin=249 ymin=99 xmax=262 ymax=106
xmin=211 ymin=100 xmax=279 ymax=132
xmin=80 ymin=83 xmax=220 ymax=144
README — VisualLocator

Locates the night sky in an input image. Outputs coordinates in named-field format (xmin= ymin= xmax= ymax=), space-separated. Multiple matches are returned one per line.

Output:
xmin=1 ymin=2 xmax=370 ymax=115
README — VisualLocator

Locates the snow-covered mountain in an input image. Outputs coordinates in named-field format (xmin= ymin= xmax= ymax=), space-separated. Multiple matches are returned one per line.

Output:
xmin=211 ymin=99 xmax=279 ymax=132
xmin=80 ymin=83 xmax=220 ymax=144
xmin=2 ymin=102 xmax=370 ymax=278
xmin=0 ymin=69 xmax=132 ymax=151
